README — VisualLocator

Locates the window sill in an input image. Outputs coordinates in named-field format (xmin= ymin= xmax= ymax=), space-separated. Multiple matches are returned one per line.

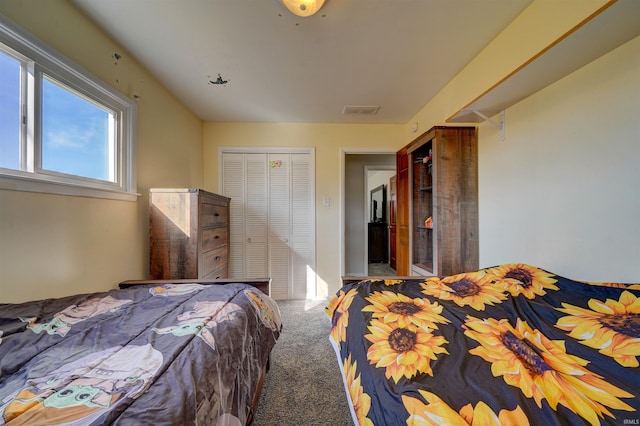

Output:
xmin=0 ymin=175 xmax=140 ymax=201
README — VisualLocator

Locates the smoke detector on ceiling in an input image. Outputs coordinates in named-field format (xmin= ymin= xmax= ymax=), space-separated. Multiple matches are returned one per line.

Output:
xmin=342 ymin=105 xmax=381 ymax=115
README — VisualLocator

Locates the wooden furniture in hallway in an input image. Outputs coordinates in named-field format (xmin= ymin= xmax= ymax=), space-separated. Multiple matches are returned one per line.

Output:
xmin=388 ymin=175 xmax=397 ymax=270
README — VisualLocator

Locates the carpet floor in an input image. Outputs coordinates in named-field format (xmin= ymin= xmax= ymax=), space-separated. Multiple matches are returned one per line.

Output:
xmin=367 ymin=262 xmax=396 ymax=276
xmin=252 ymin=299 xmax=354 ymax=425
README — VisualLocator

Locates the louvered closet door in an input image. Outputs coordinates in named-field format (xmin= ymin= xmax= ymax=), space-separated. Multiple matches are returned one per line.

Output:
xmin=222 ymin=153 xmax=246 ymax=278
xmin=245 ymin=154 xmax=269 ymax=277
xmin=267 ymin=153 xmax=314 ymax=299
xmin=289 ymin=153 xmax=314 ymax=299
xmin=268 ymin=154 xmax=291 ymax=299
xmin=221 ymin=149 xmax=314 ymax=300
xmin=222 ymin=152 xmax=268 ymax=278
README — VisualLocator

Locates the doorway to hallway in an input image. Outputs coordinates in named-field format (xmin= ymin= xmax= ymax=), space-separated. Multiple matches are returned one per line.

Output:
xmin=342 ymin=151 xmax=396 ymax=277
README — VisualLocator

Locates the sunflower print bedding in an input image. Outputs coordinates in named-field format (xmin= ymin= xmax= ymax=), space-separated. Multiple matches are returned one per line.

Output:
xmin=326 ymin=264 xmax=640 ymax=426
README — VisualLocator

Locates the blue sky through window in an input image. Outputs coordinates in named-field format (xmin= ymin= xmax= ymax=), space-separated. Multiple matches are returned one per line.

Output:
xmin=42 ymin=77 xmax=114 ymax=182
xmin=1 ymin=49 xmax=115 ymax=182
xmin=0 ymin=52 xmax=21 ymax=170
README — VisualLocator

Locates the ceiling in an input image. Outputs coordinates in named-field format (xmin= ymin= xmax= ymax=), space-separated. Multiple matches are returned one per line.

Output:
xmin=72 ymin=0 xmax=532 ymax=124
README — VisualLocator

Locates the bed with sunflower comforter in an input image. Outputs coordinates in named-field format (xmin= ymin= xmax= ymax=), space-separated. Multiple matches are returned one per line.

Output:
xmin=326 ymin=264 xmax=640 ymax=426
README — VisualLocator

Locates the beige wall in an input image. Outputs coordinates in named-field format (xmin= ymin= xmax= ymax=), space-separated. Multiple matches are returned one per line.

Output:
xmin=405 ymin=0 xmax=639 ymax=282
xmin=203 ymin=123 xmax=403 ymax=297
xmin=475 ymin=34 xmax=640 ymax=281
xmin=0 ymin=0 xmax=204 ymax=303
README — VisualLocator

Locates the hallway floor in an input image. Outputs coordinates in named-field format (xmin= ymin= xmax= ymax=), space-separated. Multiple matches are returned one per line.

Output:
xmin=368 ymin=262 xmax=396 ymax=276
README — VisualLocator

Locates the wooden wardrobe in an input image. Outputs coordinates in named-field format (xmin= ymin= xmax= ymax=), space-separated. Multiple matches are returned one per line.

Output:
xmin=396 ymin=126 xmax=478 ymax=276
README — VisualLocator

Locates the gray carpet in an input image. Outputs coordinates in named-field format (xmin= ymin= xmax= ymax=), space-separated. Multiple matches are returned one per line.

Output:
xmin=252 ymin=299 xmax=354 ymax=425
xmin=368 ymin=262 xmax=396 ymax=276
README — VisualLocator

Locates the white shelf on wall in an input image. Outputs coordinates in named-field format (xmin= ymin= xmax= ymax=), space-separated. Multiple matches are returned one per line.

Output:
xmin=447 ymin=0 xmax=640 ymax=124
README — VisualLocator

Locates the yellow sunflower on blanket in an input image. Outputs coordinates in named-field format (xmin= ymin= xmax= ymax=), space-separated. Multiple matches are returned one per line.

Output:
xmin=485 ymin=264 xmax=559 ymax=298
xmin=343 ymin=353 xmax=373 ymax=426
xmin=403 ymin=390 xmax=529 ymax=426
xmin=556 ymin=290 xmax=640 ymax=367
xmin=365 ymin=319 xmax=448 ymax=383
xmin=326 ymin=287 xmax=358 ymax=345
xmin=421 ymin=271 xmax=507 ymax=311
xmin=362 ymin=291 xmax=449 ymax=330
xmin=464 ymin=316 xmax=634 ymax=426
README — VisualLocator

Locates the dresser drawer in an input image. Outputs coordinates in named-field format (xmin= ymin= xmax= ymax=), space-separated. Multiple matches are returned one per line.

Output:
xmin=201 ymin=227 xmax=228 ymax=252
xmin=201 ymin=265 xmax=228 ymax=280
xmin=201 ymin=202 xmax=228 ymax=228
xmin=199 ymin=246 xmax=228 ymax=278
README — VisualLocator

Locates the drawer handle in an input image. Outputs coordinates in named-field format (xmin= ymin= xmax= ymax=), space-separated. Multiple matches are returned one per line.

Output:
xmin=215 ymin=256 xmax=221 ymax=261
xmin=214 ymin=235 xmax=220 ymax=239
xmin=214 ymin=213 xmax=220 ymax=217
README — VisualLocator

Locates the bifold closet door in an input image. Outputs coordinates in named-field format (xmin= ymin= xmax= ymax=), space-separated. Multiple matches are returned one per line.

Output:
xmin=222 ymin=153 xmax=268 ymax=279
xmin=268 ymin=153 xmax=314 ymax=299
xmin=268 ymin=153 xmax=290 ymax=299
xmin=289 ymin=153 xmax=314 ymax=299
xmin=221 ymin=151 xmax=315 ymax=300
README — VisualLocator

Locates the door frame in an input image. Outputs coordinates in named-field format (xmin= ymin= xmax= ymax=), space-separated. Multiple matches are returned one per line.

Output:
xmin=364 ymin=166 xmax=395 ymax=275
xmin=340 ymin=148 xmax=396 ymax=277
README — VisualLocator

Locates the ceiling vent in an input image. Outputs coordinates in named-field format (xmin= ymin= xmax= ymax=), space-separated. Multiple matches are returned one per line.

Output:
xmin=342 ymin=105 xmax=380 ymax=115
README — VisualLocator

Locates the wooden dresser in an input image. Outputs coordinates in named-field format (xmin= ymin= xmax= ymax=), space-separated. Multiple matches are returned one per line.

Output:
xmin=149 ymin=188 xmax=230 ymax=280
xmin=368 ymin=222 xmax=388 ymax=263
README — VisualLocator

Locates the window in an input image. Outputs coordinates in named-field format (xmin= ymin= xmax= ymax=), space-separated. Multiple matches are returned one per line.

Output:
xmin=0 ymin=48 xmax=21 ymax=170
xmin=0 ymin=15 xmax=137 ymax=201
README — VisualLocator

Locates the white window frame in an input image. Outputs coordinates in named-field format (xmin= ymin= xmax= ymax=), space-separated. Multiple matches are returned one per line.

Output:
xmin=0 ymin=14 xmax=138 ymax=201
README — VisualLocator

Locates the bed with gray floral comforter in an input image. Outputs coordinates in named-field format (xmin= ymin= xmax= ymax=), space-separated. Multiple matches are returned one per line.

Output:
xmin=0 ymin=282 xmax=281 ymax=425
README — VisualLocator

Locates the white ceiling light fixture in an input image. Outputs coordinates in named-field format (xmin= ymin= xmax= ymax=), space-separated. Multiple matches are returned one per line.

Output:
xmin=280 ymin=0 xmax=326 ymax=17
